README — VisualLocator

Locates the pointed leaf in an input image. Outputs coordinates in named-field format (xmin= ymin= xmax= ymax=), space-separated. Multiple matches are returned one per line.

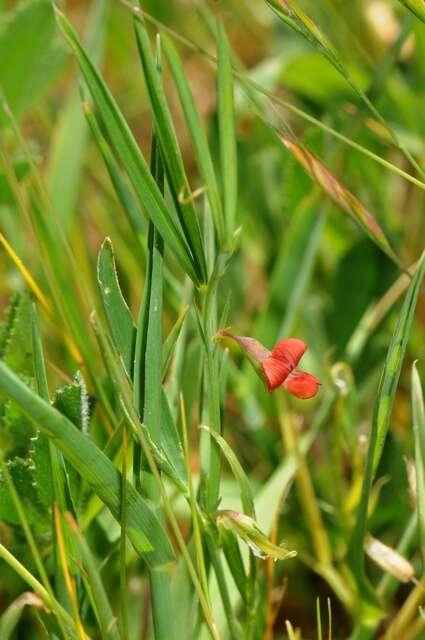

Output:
xmin=348 ymin=251 xmax=425 ymax=582
xmin=55 ymin=9 xmax=202 ymax=285
xmin=97 ymin=238 xmax=136 ymax=379
xmin=162 ymin=34 xmax=225 ymax=244
xmin=134 ymin=19 xmax=207 ymax=281
xmin=217 ymin=22 xmax=237 ymax=241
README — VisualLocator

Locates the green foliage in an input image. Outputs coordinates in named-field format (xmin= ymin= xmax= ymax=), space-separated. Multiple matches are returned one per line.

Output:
xmin=0 ymin=2 xmax=425 ymax=639
xmin=0 ymin=0 xmax=66 ymax=124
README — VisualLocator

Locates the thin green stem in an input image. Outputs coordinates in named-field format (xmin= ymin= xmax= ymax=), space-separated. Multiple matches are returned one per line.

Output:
xmin=179 ymin=394 xmax=210 ymax=605
xmin=0 ymin=543 xmax=76 ymax=637
xmin=119 ymin=426 xmax=129 ymax=640
xmin=277 ymin=395 xmax=332 ymax=567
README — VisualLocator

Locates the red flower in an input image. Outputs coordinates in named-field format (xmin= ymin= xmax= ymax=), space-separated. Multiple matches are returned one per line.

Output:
xmin=217 ymin=331 xmax=320 ymax=399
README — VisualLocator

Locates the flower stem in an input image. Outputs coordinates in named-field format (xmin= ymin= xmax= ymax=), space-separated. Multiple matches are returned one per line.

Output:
xmin=277 ymin=395 xmax=332 ymax=566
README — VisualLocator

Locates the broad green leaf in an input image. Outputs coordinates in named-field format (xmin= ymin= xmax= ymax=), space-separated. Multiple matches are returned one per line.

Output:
xmin=133 ymin=19 xmax=207 ymax=282
xmin=217 ymin=22 xmax=237 ymax=242
xmin=0 ymin=457 xmax=46 ymax=527
xmin=0 ymin=0 xmax=66 ymax=124
xmin=348 ymin=251 xmax=425 ymax=589
xmin=48 ymin=0 xmax=107 ymax=229
xmin=0 ymin=361 xmax=175 ymax=568
xmin=55 ymin=8 xmax=202 ymax=286
xmin=412 ymin=363 xmax=425 ymax=560
xmin=162 ymin=34 xmax=225 ymax=245
xmin=2 ymin=292 xmax=33 ymax=377
xmin=30 ymin=431 xmax=52 ymax=507
xmin=97 ymin=238 xmax=136 ymax=379
xmin=398 ymin=0 xmax=425 ymax=23
xmin=53 ymin=373 xmax=90 ymax=434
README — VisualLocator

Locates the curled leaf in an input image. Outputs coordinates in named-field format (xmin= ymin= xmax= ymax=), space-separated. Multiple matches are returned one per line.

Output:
xmin=217 ymin=510 xmax=297 ymax=561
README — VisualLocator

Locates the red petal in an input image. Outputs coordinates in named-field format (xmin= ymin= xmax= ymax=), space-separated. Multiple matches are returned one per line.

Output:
xmin=283 ymin=370 xmax=321 ymax=399
xmin=262 ymin=357 xmax=292 ymax=391
xmin=272 ymin=338 xmax=307 ymax=369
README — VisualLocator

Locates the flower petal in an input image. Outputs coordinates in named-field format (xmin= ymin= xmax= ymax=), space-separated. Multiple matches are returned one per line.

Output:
xmin=272 ymin=338 xmax=307 ymax=368
xmin=262 ymin=357 xmax=293 ymax=391
xmin=217 ymin=331 xmax=271 ymax=362
xmin=283 ymin=370 xmax=321 ymax=399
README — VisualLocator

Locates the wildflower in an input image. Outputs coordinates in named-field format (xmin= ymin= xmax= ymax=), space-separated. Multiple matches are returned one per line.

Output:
xmin=216 ymin=330 xmax=320 ymax=399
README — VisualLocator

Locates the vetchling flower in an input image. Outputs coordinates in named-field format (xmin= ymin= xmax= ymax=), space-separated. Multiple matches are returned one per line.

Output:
xmin=216 ymin=330 xmax=320 ymax=399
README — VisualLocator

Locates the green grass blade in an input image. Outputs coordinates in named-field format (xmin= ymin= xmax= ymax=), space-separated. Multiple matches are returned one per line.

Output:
xmin=161 ymin=33 xmax=225 ymax=245
xmin=133 ymin=18 xmax=207 ymax=282
xmin=133 ymin=122 xmax=174 ymax=639
xmin=0 ymin=543 xmax=75 ymax=637
xmin=82 ymin=99 xmax=146 ymax=245
xmin=55 ymin=8 xmax=201 ymax=286
xmin=0 ymin=360 xmax=175 ymax=568
xmin=48 ymin=0 xmax=107 ymax=229
xmin=0 ymin=0 xmax=65 ymax=124
xmin=161 ymin=304 xmax=189 ymax=378
xmin=67 ymin=514 xmax=121 ymax=640
xmin=398 ymin=0 xmax=425 ymax=23
xmin=348 ymin=251 xmax=425 ymax=584
xmin=200 ymin=426 xmax=255 ymax=517
xmin=217 ymin=22 xmax=238 ymax=243
xmin=97 ymin=238 xmax=136 ymax=379
xmin=412 ymin=362 xmax=425 ymax=561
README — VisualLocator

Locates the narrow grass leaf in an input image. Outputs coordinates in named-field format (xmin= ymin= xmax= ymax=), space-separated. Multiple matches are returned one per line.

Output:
xmin=0 ymin=361 xmax=175 ymax=567
xmin=161 ymin=304 xmax=189 ymax=379
xmin=55 ymin=9 xmax=201 ymax=285
xmin=48 ymin=0 xmax=107 ymax=228
xmin=412 ymin=362 xmax=425 ymax=560
xmin=398 ymin=0 xmax=425 ymax=23
xmin=217 ymin=22 xmax=237 ymax=243
xmin=200 ymin=426 xmax=255 ymax=517
xmin=97 ymin=238 xmax=136 ymax=379
xmin=133 ymin=127 xmax=174 ymax=639
xmin=161 ymin=33 xmax=225 ymax=244
xmin=348 ymin=251 xmax=425 ymax=582
xmin=82 ymin=99 xmax=146 ymax=245
xmin=133 ymin=18 xmax=207 ymax=282
xmin=265 ymin=0 xmax=339 ymax=64
xmin=67 ymin=514 xmax=121 ymax=640
xmin=0 ymin=0 xmax=66 ymax=124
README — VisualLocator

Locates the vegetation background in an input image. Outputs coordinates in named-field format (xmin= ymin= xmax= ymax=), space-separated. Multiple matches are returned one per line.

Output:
xmin=0 ymin=0 xmax=425 ymax=638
